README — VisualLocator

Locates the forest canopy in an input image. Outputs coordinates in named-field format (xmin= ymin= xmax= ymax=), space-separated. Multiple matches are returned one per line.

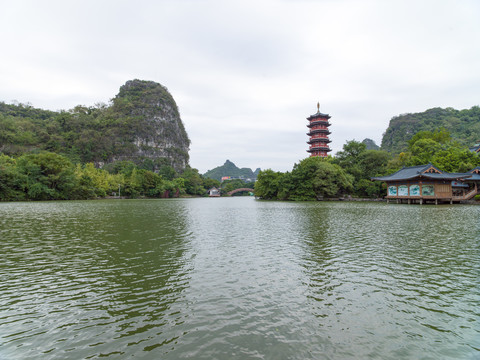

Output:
xmin=381 ymin=106 xmax=480 ymax=154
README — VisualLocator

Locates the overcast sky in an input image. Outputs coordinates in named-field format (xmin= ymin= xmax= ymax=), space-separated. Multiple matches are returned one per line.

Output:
xmin=1 ymin=0 xmax=479 ymax=173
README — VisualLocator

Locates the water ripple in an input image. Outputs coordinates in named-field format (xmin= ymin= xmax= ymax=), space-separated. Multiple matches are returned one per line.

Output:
xmin=0 ymin=199 xmax=479 ymax=359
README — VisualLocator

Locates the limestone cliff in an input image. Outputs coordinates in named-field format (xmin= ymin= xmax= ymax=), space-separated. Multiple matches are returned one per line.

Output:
xmin=0 ymin=79 xmax=191 ymax=173
xmin=111 ymin=79 xmax=190 ymax=171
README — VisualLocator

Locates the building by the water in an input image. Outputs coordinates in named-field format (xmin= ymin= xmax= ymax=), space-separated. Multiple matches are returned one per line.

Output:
xmin=207 ymin=187 xmax=221 ymax=197
xmin=307 ymin=103 xmax=331 ymax=157
xmin=372 ymin=164 xmax=480 ymax=204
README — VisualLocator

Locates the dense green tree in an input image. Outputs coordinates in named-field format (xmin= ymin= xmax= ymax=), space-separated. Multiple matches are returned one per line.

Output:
xmin=137 ymin=169 xmax=162 ymax=197
xmin=334 ymin=141 xmax=367 ymax=180
xmin=172 ymin=178 xmax=186 ymax=196
xmin=407 ymin=128 xmax=451 ymax=146
xmin=357 ymin=150 xmax=390 ymax=178
xmin=180 ymin=166 xmax=205 ymax=195
xmin=332 ymin=140 xmax=389 ymax=197
xmin=74 ymin=163 xmax=124 ymax=198
xmin=0 ymin=154 xmax=26 ymax=201
xmin=15 ymin=152 xmax=77 ymax=200
xmin=157 ymin=165 xmax=177 ymax=181
xmin=336 ymin=141 xmax=367 ymax=164
xmin=286 ymin=157 xmax=353 ymax=201
xmin=409 ymin=138 xmax=443 ymax=164
xmin=254 ymin=169 xmax=284 ymax=200
xmin=202 ymin=177 xmax=221 ymax=191
xmin=255 ymin=158 xmax=353 ymax=201
xmin=388 ymin=129 xmax=480 ymax=173
xmin=103 ymin=160 xmax=137 ymax=175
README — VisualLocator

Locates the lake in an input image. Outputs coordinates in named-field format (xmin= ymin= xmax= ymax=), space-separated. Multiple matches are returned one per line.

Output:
xmin=1 ymin=198 xmax=479 ymax=359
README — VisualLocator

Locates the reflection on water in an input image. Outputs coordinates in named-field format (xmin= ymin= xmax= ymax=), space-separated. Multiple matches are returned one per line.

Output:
xmin=0 ymin=199 xmax=479 ymax=359
xmin=0 ymin=200 xmax=192 ymax=359
xmin=301 ymin=203 xmax=480 ymax=359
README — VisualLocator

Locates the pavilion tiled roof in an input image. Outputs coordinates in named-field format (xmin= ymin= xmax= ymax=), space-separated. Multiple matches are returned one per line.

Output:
xmin=372 ymin=164 xmax=473 ymax=182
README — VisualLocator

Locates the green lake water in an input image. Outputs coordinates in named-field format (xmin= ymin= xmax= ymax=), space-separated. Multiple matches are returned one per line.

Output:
xmin=1 ymin=198 xmax=479 ymax=359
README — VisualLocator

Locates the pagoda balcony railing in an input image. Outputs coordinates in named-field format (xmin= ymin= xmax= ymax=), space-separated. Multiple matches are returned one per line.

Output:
xmin=307 ymin=120 xmax=331 ymax=128
xmin=307 ymin=149 xmax=332 ymax=153
xmin=307 ymin=138 xmax=331 ymax=144
xmin=307 ymin=145 xmax=331 ymax=152
xmin=307 ymin=129 xmax=331 ymax=136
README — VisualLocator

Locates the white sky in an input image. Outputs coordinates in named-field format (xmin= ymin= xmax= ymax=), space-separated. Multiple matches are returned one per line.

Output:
xmin=1 ymin=0 xmax=479 ymax=173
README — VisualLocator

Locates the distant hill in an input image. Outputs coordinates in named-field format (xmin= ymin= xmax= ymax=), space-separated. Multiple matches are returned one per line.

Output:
xmin=381 ymin=106 xmax=480 ymax=154
xmin=203 ymin=160 xmax=260 ymax=182
xmin=362 ymin=138 xmax=380 ymax=150
xmin=0 ymin=79 xmax=190 ymax=172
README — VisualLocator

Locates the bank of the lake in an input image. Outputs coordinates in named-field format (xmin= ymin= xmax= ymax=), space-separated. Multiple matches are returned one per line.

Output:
xmin=1 ymin=198 xmax=479 ymax=359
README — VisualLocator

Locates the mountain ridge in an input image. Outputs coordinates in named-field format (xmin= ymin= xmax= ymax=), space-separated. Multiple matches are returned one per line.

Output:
xmin=203 ymin=160 xmax=260 ymax=182
xmin=381 ymin=106 xmax=480 ymax=154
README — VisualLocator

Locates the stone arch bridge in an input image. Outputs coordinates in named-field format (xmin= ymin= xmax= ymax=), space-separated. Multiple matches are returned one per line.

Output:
xmin=227 ymin=188 xmax=255 ymax=196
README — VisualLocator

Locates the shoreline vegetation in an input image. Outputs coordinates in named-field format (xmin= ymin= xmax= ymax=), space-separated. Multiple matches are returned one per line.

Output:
xmin=2 ymin=128 xmax=480 ymax=202
xmin=2 ymin=131 xmax=479 ymax=203
xmin=0 ymin=151 xmax=226 ymax=202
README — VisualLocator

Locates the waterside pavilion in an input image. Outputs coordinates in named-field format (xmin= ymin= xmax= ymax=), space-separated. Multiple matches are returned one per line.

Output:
xmin=372 ymin=164 xmax=480 ymax=204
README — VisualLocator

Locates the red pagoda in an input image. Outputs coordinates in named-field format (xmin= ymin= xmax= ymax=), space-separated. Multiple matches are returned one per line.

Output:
xmin=306 ymin=103 xmax=331 ymax=157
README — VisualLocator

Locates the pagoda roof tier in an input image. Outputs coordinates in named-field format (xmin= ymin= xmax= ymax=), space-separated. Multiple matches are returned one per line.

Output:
xmin=307 ymin=129 xmax=331 ymax=136
xmin=307 ymin=120 xmax=331 ymax=128
xmin=307 ymin=111 xmax=331 ymax=120
xmin=307 ymin=138 xmax=331 ymax=144
xmin=307 ymin=146 xmax=331 ymax=152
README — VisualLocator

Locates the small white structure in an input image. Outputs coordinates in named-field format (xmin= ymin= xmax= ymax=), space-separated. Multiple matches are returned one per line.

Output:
xmin=208 ymin=187 xmax=221 ymax=197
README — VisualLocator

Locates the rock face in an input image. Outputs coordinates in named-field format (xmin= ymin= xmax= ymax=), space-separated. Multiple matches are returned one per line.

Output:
xmin=112 ymin=79 xmax=190 ymax=172
xmin=362 ymin=138 xmax=379 ymax=150
xmin=0 ymin=79 xmax=191 ymax=172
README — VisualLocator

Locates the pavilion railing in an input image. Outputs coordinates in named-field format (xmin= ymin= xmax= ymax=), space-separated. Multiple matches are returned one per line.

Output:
xmin=452 ymin=186 xmax=478 ymax=201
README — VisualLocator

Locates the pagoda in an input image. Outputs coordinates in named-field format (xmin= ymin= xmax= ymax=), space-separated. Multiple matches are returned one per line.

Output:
xmin=306 ymin=103 xmax=331 ymax=157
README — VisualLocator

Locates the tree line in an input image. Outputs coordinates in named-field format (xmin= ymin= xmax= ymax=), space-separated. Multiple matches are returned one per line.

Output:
xmin=0 ymin=151 xmax=223 ymax=201
xmin=0 ymin=150 xmax=259 ymax=201
xmin=2 ymin=128 xmax=478 ymax=202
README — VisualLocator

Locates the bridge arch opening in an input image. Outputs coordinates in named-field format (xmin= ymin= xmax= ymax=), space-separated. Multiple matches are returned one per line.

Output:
xmin=227 ymin=188 xmax=255 ymax=196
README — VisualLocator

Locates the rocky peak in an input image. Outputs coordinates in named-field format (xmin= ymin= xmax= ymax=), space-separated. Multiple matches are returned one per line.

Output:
xmin=112 ymin=79 xmax=190 ymax=172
